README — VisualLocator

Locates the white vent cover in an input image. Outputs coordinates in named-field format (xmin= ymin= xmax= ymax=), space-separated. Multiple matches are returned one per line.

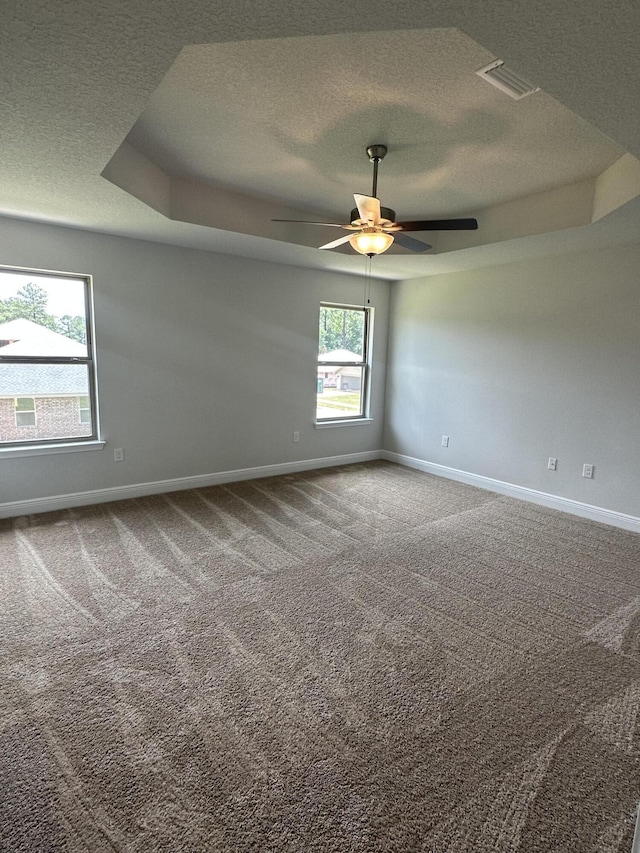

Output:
xmin=476 ymin=59 xmax=540 ymax=100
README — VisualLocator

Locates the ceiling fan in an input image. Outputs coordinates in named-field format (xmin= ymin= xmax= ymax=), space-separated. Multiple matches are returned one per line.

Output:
xmin=273 ymin=144 xmax=478 ymax=256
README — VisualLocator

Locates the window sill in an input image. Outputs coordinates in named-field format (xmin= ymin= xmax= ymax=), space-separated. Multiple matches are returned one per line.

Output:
xmin=0 ymin=440 xmax=106 ymax=459
xmin=315 ymin=418 xmax=373 ymax=429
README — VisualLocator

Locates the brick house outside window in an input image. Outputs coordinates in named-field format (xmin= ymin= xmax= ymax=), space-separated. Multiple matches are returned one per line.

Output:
xmin=0 ymin=318 xmax=91 ymax=443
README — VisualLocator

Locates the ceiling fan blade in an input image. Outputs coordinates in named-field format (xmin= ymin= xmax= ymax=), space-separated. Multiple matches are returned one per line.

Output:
xmin=354 ymin=194 xmax=381 ymax=225
xmin=272 ymin=219 xmax=344 ymax=227
xmin=392 ymin=233 xmax=432 ymax=253
xmin=395 ymin=218 xmax=478 ymax=231
xmin=319 ymin=234 xmax=353 ymax=250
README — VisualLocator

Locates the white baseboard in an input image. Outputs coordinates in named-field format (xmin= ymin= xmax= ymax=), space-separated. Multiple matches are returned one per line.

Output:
xmin=4 ymin=449 xmax=638 ymax=533
xmin=0 ymin=451 xmax=382 ymax=519
xmin=382 ymin=451 xmax=640 ymax=533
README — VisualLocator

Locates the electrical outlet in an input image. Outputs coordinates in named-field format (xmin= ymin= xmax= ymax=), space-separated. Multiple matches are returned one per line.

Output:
xmin=548 ymin=457 xmax=557 ymax=471
xmin=441 ymin=435 xmax=449 ymax=447
xmin=114 ymin=448 xmax=124 ymax=462
xmin=293 ymin=431 xmax=300 ymax=443
xmin=582 ymin=463 xmax=594 ymax=479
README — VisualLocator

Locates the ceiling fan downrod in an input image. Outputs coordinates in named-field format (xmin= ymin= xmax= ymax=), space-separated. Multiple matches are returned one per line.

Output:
xmin=366 ymin=144 xmax=387 ymax=198
xmin=349 ymin=144 xmax=395 ymax=227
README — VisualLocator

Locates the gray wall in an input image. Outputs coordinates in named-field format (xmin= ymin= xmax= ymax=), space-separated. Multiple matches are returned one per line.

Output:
xmin=0 ymin=217 xmax=389 ymax=504
xmin=4 ymin=213 xmax=639 ymax=520
xmin=384 ymin=244 xmax=640 ymax=517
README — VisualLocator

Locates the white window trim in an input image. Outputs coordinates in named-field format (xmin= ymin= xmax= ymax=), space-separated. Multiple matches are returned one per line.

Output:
xmin=315 ymin=418 xmax=373 ymax=429
xmin=0 ymin=439 xmax=105 ymax=459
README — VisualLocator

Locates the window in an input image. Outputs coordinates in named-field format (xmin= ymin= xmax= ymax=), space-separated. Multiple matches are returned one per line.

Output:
xmin=15 ymin=397 xmax=36 ymax=427
xmin=0 ymin=266 xmax=98 ymax=448
xmin=317 ymin=303 xmax=371 ymax=421
xmin=78 ymin=395 xmax=90 ymax=424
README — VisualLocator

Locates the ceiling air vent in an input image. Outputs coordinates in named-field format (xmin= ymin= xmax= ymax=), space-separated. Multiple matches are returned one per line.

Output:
xmin=476 ymin=59 xmax=540 ymax=100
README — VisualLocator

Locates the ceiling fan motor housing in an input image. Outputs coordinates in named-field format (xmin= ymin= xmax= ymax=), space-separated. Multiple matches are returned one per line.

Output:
xmin=350 ymin=206 xmax=396 ymax=225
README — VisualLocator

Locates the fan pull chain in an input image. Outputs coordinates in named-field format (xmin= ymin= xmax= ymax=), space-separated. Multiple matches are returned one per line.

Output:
xmin=363 ymin=256 xmax=372 ymax=307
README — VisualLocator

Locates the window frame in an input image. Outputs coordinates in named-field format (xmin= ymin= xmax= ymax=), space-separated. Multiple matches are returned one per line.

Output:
xmin=0 ymin=265 xmax=99 ymax=450
xmin=316 ymin=302 xmax=372 ymax=424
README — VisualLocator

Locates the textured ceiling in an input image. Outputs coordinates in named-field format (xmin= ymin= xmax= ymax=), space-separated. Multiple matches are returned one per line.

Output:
xmin=125 ymin=30 xmax=623 ymax=218
xmin=2 ymin=1 xmax=640 ymax=280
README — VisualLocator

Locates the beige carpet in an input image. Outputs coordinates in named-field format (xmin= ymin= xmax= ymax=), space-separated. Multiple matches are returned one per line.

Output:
xmin=1 ymin=461 xmax=639 ymax=852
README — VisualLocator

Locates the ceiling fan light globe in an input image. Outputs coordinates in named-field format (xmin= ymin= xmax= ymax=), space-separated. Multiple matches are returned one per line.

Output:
xmin=349 ymin=230 xmax=394 ymax=256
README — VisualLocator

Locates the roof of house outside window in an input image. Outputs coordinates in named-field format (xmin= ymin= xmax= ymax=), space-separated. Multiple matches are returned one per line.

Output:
xmin=0 ymin=363 xmax=88 ymax=396
xmin=0 ymin=318 xmax=88 ymax=396
xmin=318 ymin=349 xmax=362 ymax=362
xmin=0 ymin=318 xmax=86 ymax=357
